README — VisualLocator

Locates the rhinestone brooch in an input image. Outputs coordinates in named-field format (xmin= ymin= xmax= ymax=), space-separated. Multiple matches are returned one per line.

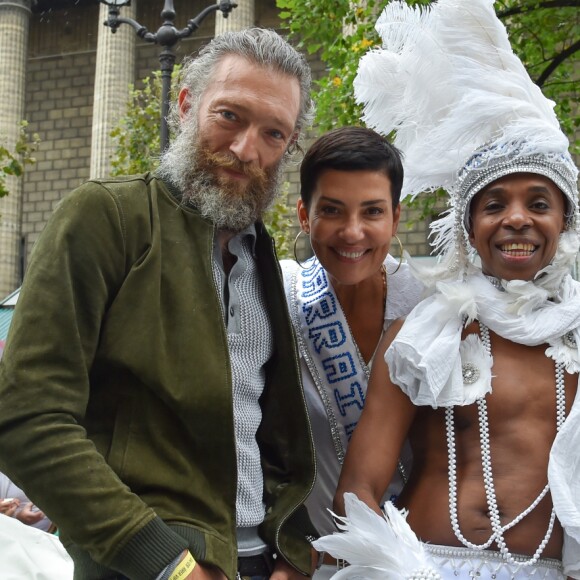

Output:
xmin=563 ymin=331 xmax=577 ymax=349
xmin=462 ymin=362 xmax=480 ymax=384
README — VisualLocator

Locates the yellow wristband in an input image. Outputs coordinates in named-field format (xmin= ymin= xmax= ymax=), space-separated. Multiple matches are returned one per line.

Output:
xmin=168 ymin=551 xmax=196 ymax=580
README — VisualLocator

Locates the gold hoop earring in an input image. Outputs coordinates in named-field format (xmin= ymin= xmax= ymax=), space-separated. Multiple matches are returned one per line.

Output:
xmin=387 ymin=234 xmax=404 ymax=275
xmin=293 ymin=229 xmax=310 ymax=269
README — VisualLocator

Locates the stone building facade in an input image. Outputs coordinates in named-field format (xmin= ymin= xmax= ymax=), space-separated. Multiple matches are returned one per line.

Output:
xmin=0 ymin=0 xmax=431 ymax=297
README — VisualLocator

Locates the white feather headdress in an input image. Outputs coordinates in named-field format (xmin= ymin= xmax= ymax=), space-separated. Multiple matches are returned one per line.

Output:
xmin=355 ymin=0 xmax=579 ymax=281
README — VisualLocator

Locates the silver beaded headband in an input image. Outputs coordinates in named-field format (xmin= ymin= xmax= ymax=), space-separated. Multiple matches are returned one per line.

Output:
xmin=436 ymin=142 xmax=580 ymax=282
xmin=457 ymin=142 xmax=579 ymax=233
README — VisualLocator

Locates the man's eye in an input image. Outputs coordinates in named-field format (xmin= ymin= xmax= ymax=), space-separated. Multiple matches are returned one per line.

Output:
xmin=220 ymin=111 xmax=236 ymax=121
xmin=269 ymin=130 xmax=284 ymax=140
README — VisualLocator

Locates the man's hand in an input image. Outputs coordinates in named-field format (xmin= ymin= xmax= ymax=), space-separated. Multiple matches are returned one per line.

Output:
xmin=15 ymin=502 xmax=45 ymax=526
xmin=0 ymin=498 xmax=20 ymax=517
xmin=188 ymin=563 xmax=227 ymax=580
xmin=270 ymin=558 xmax=310 ymax=579
xmin=167 ymin=551 xmax=226 ymax=580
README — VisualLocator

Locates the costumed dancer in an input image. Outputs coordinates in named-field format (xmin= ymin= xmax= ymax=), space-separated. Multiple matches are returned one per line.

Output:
xmin=314 ymin=1 xmax=580 ymax=578
xmin=280 ymin=127 xmax=423 ymax=577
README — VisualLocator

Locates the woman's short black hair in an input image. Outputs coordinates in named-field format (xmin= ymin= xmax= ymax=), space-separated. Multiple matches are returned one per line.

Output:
xmin=300 ymin=126 xmax=404 ymax=210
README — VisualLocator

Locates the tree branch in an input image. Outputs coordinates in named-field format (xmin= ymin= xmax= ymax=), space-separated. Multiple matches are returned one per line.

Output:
xmin=535 ymin=39 xmax=580 ymax=86
xmin=497 ymin=1 xmax=580 ymax=19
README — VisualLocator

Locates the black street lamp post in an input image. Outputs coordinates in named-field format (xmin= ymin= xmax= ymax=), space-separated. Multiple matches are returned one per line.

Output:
xmin=99 ymin=0 xmax=237 ymax=152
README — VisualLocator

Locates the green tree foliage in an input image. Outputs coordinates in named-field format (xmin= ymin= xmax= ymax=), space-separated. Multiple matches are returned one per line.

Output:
xmin=497 ymin=1 xmax=579 ymax=141
xmin=110 ymin=70 xmax=167 ymax=176
xmin=0 ymin=121 xmax=40 ymax=199
xmin=277 ymin=0 xmax=579 ymax=220
xmin=110 ymin=68 xmax=295 ymax=258
xmin=278 ymin=0 xmax=430 ymax=131
xmin=263 ymin=183 xmax=295 ymax=259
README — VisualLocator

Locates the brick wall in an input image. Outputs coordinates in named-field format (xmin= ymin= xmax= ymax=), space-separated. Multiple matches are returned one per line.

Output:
xmin=22 ymin=2 xmax=99 ymax=257
xmin=23 ymin=51 xmax=95 ymax=253
xmin=20 ymin=0 xmax=432 ymax=268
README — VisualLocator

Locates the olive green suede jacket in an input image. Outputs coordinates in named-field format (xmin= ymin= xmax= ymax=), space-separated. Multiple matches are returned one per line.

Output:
xmin=0 ymin=173 xmax=316 ymax=579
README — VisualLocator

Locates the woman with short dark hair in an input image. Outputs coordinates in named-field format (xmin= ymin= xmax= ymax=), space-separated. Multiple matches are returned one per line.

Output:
xmin=281 ymin=126 xmax=423 ymax=577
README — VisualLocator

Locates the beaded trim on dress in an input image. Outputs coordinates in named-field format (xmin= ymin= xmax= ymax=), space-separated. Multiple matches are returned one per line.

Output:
xmin=424 ymin=544 xmax=565 ymax=579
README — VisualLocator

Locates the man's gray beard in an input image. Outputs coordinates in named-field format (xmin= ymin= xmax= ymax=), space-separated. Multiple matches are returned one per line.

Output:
xmin=158 ymin=120 xmax=285 ymax=232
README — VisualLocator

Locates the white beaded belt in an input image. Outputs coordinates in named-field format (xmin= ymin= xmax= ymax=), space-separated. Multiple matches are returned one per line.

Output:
xmin=424 ymin=543 xmax=564 ymax=577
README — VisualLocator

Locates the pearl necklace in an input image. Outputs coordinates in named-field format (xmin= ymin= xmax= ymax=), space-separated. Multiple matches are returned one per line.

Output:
xmin=445 ymin=322 xmax=567 ymax=566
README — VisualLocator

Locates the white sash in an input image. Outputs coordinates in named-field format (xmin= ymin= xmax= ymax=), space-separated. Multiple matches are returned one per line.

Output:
xmin=288 ymin=257 xmax=369 ymax=464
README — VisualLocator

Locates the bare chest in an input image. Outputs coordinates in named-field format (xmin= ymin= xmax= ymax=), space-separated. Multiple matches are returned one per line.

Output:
xmin=456 ymin=329 xmax=577 ymax=428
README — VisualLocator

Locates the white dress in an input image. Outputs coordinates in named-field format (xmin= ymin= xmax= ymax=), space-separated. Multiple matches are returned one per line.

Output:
xmin=281 ymin=255 xmax=423 ymax=537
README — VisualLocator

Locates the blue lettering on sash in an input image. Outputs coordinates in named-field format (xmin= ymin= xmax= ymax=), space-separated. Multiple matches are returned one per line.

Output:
xmin=295 ymin=258 xmax=370 ymax=452
xmin=308 ymin=321 xmax=346 ymax=354
xmin=345 ymin=422 xmax=358 ymax=440
xmin=323 ymin=352 xmax=356 ymax=384
xmin=300 ymin=264 xmax=327 ymax=298
xmin=303 ymin=291 xmax=337 ymax=325
xmin=300 ymin=258 xmax=319 ymax=277
xmin=334 ymin=381 xmax=365 ymax=416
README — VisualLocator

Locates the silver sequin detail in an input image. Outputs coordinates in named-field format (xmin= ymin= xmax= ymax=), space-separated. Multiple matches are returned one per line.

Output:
xmin=288 ymin=268 xmax=352 ymax=464
xmin=484 ymin=275 xmax=503 ymax=291
xmin=457 ymin=147 xmax=578 ymax=230
xmin=563 ymin=330 xmax=577 ymax=349
xmin=462 ymin=362 xmax=480 ymax=385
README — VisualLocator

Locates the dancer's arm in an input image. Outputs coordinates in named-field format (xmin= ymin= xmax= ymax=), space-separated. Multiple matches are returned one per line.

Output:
xmin=334 ymin=320 xmax=416 ymax=516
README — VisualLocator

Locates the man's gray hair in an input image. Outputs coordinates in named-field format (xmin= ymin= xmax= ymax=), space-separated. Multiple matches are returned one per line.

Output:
xmin=168 ymin=27 xmax=314 ymax=138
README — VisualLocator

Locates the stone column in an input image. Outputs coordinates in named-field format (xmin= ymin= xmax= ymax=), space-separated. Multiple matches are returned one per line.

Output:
xmin=90 ymin=2 xmax=137 ymax=179
xmin=215 ymin=0 xmax=254 ymax=35
xmin=0 ymin=0 xmax=31 ymax=295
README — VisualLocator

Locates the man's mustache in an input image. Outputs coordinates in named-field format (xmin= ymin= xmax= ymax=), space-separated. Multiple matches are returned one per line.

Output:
xmin=201 ymin=150 xmax=268 ymax=183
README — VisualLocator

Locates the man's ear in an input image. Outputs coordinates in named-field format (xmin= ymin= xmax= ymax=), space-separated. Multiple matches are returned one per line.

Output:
xmin=288 ymin=130 xmax=300 ymax=152
xmin=178 ymin=88 xmax=191 ymax=119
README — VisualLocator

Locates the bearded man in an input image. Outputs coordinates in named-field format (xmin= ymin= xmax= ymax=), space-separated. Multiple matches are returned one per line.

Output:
xmin=0 ymin=29 xmax=316 ymax=580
